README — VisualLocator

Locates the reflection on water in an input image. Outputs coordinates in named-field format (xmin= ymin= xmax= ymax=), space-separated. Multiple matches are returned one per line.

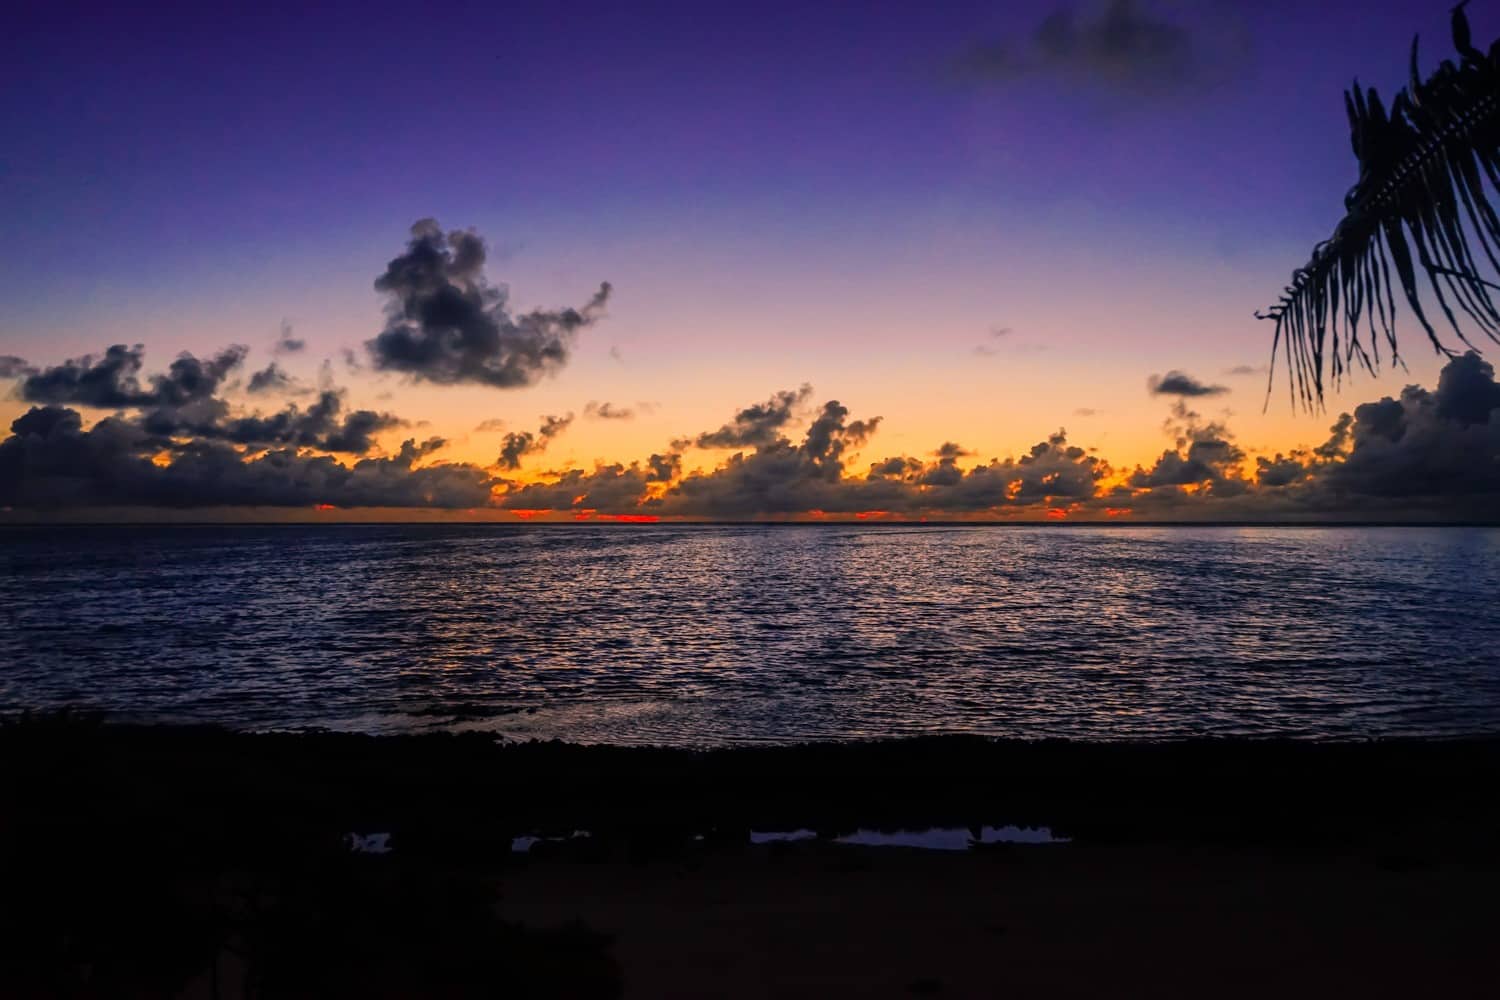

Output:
xmin=833 ymin=826 xmax=1068 ymax=850
xmin=2 ymin=524 xmax=1499 ymax=745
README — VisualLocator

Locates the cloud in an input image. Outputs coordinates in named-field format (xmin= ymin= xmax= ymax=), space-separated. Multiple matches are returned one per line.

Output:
xmin=0 ymin=356 xmax=35 ymax=378
xmin=246 ymin=361 xmax=299 ymax=395
xmin=1148 ymin=370 xmax=1228 ymax=397
xmin=645 ymin=451 xmax=680 ymax=482
xmin=19 ymin=344 xmax=249 ymax=409
xmin=6 ymin=347 xmax=1498 ymax=520
xmin=496 ymin=413 xmax=574 ymax=471
xmin=142 ymin=388 xmax=405 ymax=456
xmin=653 ymin=390 xmax=1102 ymax=518
xmin=1124 ymin=353 xmax=1500 ymax=518
xmin=694 ymin=384 xmax=812 ymax=449
xmin=1129 ymin=400 xmax=1247 ymax=491
xmin=974 ymin=327 xmax=1048 ymax=357
xmin=1224 ymin=364 xmax=1268 ymax=377
xmin=584 ymin=401 xmax=635 ymax=421
xmin=0 ymin=407 xmax=492 ymax=509
xmin=365 ymin=219 xmax=611 ymax=389
xmin=321 ymin=408 xmax=407 ymax=455
xmin=1073 ymin=407 xmax=1098 ymax=417
xmin=473 ymin=418 xmax=508 ymax=433
xmin=1309 ymin=353 xmax=1500 ymax=501
xmin=954 ymin=0 xmax=1244 ymax=96
xmin=273 ymin=322 xmax=305 ymax=355
xmin=14 ymin=344 xmax=401 ymax=457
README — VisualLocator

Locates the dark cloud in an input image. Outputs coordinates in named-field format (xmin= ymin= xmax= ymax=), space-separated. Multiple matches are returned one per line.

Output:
xmin=662 ymin=399 xmax=887 ymax=516
xmin=20 ymin=344 xmax=248 ymax=409
xmin=0 ymin=356 xmax=35 ymax=378
xmin=273 ymin=322 xmax=305 ymax=355
xmin=473 ymin=418 xmax=508 ymax=433
xmin=322 ymin=408 xmax=408 ymax=455
xmin=1130 ymin=435 xmax=1246 ymax=491
xmin=0 ymin=407 xmax=492 ymax=509
xmin=1126 ymin=399 xmax=1247 ymax=493
xmin=366 ymin=219 xmax=611 ymax=388
xmin=645 ymin=451 xmax=680 ymax=483
xmin=1312 ymin=353 xmax=1500 ymax=501
xmin=496 ymin=413 xmax=574 ymax=471
xmin=1137 ymin=353 xmax=1500 ymax=518
xmin=499 ymin=463 xmax=656 ymax=513
xmin=141 ymin=388 xmax=404 ymax=456
xmin=694 ymin=384 xmax=812 ymax=449
xmin=868 ymin=455 xmax=925 ymax=479
xmin=14 ymin=345 xmax=400 ymax=458
xmin=1148 ymin=370 xmax=1228 ymax=397
xmin=916 ymin=433 xmax=1107 ymax=511
xmin=496 ymin=447 xmax=684 ymax=512
xmin=584 ymin=401 xmax=635 ymax=421
xmin=6 ymin=352 xmax=1497 ymax=520
xmin=934 ymin=442 xmax=973 ymax=460
xmin=18 ymin=345 xmax=148 ymax=407
xmin=655 ymin=387 xmax=1103 ymax=517
xmin=955 ymin=0 xmax=1244 ymax=96
xmin=246 ymin=362 xmax=299 ymax=395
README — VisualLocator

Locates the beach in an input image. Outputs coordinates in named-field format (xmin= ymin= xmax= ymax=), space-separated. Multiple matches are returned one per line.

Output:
xmin=501 ymin=839 xmax=1498 ymax=998
xmin=2 ymin=720 xmax=1497 ymax=997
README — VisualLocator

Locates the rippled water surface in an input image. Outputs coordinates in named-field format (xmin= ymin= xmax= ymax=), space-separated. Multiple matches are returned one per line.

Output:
xmin=3 ymin=524 xmax=1499 ymax=744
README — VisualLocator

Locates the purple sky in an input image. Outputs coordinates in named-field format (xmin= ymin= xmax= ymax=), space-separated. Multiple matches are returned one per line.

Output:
xmin=2 ymin=1 xmax=1497 ymax=520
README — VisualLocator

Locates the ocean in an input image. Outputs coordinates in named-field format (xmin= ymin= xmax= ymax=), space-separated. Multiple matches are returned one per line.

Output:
xmin=2 ymin=524 xmax=1498 ymax=745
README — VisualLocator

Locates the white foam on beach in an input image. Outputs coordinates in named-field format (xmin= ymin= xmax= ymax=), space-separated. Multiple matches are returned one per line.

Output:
xmin=510 ymin=826 xmax=1068 ymax=854
xmin=511 ymin=830 xmax=593 ymax=853
xmin=746 ymin=826 xmax=1069 ymax=850
xmin=346 ymin=832 xmax=392 ymax=854
xmin=749 ymin=829 xmax=818 ymax=843
xmin=836 ymin=826 xmax=1069 ymax=850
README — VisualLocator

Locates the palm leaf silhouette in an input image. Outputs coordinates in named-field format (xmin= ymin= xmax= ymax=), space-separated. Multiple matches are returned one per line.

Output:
xmin=1260 ymin=1 xmax=1500 ymax=408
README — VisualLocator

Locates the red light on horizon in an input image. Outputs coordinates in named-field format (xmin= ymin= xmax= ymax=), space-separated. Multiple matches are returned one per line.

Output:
xmin=314 ymin=504 xmax=336 ymax=511
xmin=510 ymin=509 xmax=553 ymax=520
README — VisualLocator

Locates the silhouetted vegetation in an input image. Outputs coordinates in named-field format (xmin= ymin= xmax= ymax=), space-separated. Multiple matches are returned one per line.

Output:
xmin=1262 ymin=2 xmax=1500 ymax=405
xmin=0 ymin=713 xmax=622 ymax=998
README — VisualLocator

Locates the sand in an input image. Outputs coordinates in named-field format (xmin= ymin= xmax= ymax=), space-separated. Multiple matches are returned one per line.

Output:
xmin=498 ymin=840 xmax=1498 ymax=998
xmin=4 ymin=720 xmax=1499 ymax=997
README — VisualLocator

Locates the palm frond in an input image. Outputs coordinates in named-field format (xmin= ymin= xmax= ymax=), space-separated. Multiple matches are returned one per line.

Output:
xmin=1259 ymin=2 xmax=1500 ymax=408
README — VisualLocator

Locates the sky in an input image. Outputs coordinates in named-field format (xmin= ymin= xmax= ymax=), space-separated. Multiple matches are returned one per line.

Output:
xmin=3 ymin=0 xmax=1499 ymax=521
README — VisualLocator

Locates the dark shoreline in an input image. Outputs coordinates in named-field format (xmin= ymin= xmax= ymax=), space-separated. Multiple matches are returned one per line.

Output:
xmin=6 ymin=719 xmax=1499 ymax=997
xmin=5 ymin=520 xmax=1500 ymax=527
xmin=8 ymin=719 xmax=1500 ymax=848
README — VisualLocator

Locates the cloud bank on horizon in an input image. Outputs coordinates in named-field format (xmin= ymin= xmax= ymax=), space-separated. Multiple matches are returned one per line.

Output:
xmin=2 ymin=220 xmax=1499 ymax=522
xmin=3 ymin=346 xmax=1499 ymax=521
